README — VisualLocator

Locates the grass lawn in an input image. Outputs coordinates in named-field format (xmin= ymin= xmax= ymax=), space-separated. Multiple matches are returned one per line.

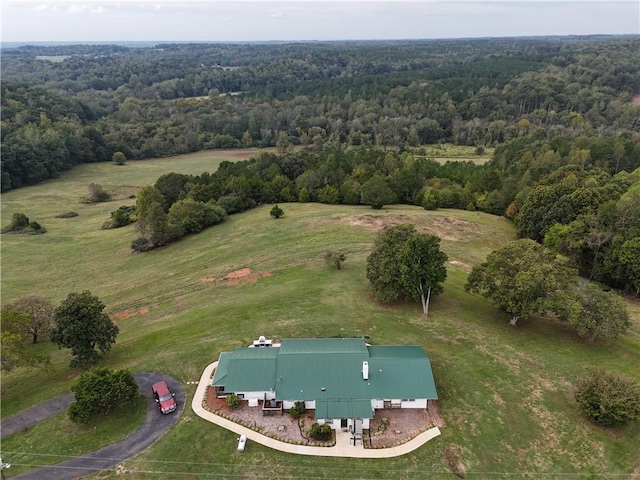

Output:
xmin=1 ymin=151 xmax=638 ymax=479
xmin=0 ymin=396 xmax=147 ymax=477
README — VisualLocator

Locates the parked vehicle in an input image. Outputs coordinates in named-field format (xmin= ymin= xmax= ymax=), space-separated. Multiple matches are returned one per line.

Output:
xmin=152 ymin=381 xmax=177 ymax=414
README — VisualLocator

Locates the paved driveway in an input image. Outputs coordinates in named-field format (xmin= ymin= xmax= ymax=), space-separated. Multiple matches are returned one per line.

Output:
xmin=1 ymin=372 xmax=185 ymax=480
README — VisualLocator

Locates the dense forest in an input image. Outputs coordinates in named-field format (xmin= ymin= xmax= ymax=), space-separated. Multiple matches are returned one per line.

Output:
xmin=2 ymin=36 xmax=640 ymax=190
xmin=2 ymin=37 xmax=639 ymax=294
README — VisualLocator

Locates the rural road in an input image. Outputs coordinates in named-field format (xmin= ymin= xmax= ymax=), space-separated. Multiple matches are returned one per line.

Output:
xmin=1 ymin=372 xmax=185 ymax=479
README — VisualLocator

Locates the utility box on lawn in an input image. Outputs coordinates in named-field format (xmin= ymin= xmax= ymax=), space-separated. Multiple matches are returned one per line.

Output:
xmin=237 ymin=435 xmax=247 ymax=452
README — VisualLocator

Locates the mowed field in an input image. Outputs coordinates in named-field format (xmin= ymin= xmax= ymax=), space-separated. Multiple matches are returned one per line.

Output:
xmin=1 ymin=149 xmax=639 ymax=479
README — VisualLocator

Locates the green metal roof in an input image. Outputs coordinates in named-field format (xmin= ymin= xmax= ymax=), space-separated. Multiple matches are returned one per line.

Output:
xmin=279 ymin=338 xmax=368 ymax=355
xmin=212 ymin=352 xmax=232 ymax=385
xmin=212 ymin=347 xmax=278 ymax=392
xmin=213 ymin=339 xmax=438 ymax=413
xmin=368 ymin=345 xmax=429 ymax=359
xmin=274 ymin=350 xmax=368 ymax=401
xmin=316 ymin=399 xmax=373 ymax=419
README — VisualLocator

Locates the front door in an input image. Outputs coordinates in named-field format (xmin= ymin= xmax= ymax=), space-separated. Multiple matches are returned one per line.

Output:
xmin=354 ymin=419 xmax=363 ymax=434
xmin=341 ymin=418 xmax=348 ymax=428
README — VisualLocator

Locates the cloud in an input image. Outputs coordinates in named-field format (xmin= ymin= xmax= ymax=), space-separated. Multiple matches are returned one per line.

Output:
xmin=65 ymin=4 xmax=106 ymax=14
xmin=67 ymin=4 xmax=88 ymax=13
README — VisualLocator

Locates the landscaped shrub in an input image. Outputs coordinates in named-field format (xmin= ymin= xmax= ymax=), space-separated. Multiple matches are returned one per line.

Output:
xmin=226 ymin=394 xmax=241 ymax=409
xmin=374 ymin=416 xmax=389 ymax=436
xmin=310 ymin=422 xmax=332 ymax=441
xmin=289 ymin=401 xmax=306 ymax=419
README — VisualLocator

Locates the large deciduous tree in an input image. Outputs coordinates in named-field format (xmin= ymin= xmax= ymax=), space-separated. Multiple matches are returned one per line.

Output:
xmin=154 ymin=172 xmax=191 ymax=211
xmin=1 ymin=308 xmax=50 ymax=371
xmin=168 ymin=198 xmax=226 ymax=233
xmin=360 ymin=174 xmax=397 ymax=210
xmin=366 ymin=224 xmax=448 ymax=314
xmin=466 ymin=239 xmax=630 ymax=340
xmin=465 ymin=239 xmax=572 ymax=326
xmin=560 ymin=282 xmax=630 ymax=342
xmin=4 ymin=294 xmax=54 ymax=343
xmin=618 ymin=237 xmax=640 ymax=296
xmin=398 ymin=234 xmax=448 ymax=315
xmin=134 ymin=185 xmax=180 ymax=251
xmin=51 ymin=291 xmax=119 ymax=368
xmin=112 ymin=151 xmax=127 ymax=165
xmin=67 ymin=367 xmax=139 ymax=424
xmin=367 ymin=224 xmax=416 ymax=302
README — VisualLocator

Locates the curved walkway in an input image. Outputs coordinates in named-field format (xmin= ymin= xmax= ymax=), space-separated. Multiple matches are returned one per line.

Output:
xmin=192 ymin=362 xmax=441 ymax=458
xmin=1 ymin=372 xmax=185 ymax=480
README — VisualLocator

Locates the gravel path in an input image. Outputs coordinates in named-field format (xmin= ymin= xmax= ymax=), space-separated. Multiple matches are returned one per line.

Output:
xmin=1 ymin=372 xmax=184 ymax=480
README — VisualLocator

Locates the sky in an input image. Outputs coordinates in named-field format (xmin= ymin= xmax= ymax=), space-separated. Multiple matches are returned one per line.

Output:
xmin=2 ymin=0 xmax=639 ymax=43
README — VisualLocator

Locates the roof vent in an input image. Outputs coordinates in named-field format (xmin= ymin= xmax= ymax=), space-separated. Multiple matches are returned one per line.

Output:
xmin=362 ymin=361 xmax=369 ymax=380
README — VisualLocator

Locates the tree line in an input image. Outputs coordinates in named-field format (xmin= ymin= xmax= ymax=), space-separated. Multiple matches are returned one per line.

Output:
xmin=127 ymin=134 xmax=638 ymax=295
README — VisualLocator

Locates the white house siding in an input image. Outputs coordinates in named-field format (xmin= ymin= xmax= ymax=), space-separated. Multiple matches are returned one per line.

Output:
xmin=317 ymin=418 xmax=341 ymax=429
xmin=401 ymin=399 xmax=427 ymax=409
xmin=236 ymin=391 xmax=272 ymax=401
xmin=282 ymin=400 xmax=316 ymax=409
xmin=351 ymin=418 xmax=370 ymax=429
xmin=371 ymin=399 xmax=384 ymax=409
xmin=317 ymin=418 xmax=370 ymax=430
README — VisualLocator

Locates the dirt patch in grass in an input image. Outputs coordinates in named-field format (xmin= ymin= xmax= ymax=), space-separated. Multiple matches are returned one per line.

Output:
xmin=111 ymin=306 xmax=149 ymax=320
xmin=444 ymin=444 xmax=467 ymax=478
xmin=449 ymin=260 xmax=472 ymax=272
xmin=200 ymin=268 xmax=272 ymax=286
xmin=337 ymin=214 xmax=479 ymax=241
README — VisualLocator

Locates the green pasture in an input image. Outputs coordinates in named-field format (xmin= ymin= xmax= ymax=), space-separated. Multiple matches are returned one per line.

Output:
xmin=0 ymin=151 xmax=638 ymax=479
xmin=411 ymin=143 xmax=494 ymax=165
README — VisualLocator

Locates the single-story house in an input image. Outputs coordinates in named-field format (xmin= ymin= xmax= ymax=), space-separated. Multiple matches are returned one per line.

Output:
xmin=212 ymin=337 xmax=438 ymax=432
